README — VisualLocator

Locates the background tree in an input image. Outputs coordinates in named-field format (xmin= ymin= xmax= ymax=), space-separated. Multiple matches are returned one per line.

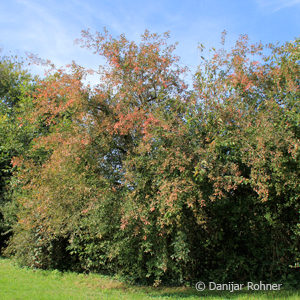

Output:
xmin=0 ymin=55 xmax=36 ymax=252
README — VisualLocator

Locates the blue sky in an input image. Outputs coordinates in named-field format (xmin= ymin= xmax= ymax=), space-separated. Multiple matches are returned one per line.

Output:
xmin=0 ymin=0 xmax=299 ymax=81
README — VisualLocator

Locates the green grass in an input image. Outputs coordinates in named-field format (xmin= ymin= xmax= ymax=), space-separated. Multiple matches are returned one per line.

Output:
xmin=0 ymin=258 xmax=298 ymax=300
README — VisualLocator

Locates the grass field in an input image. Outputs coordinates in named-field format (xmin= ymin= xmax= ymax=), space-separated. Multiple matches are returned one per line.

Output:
xmin=0 ymin=258 xmax=299 ymax=299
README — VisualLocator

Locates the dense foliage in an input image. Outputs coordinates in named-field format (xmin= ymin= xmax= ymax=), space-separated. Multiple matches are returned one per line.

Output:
xmin=1 ymin=31 xmax=299 ymax=286
xmin=0 ymin=55 xmax=36 ymax=252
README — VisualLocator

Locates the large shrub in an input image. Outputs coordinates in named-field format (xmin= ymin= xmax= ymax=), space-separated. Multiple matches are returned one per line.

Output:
xmin=5 ymin=32 xmax=299 ymax=286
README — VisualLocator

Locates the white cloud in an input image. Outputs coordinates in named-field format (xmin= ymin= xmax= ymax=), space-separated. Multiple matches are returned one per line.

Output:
xmin=0 ymin=0 xmax=105 ymax=83
xmin=15 ymin=0 xmax=79 ymax=61
xmin=256 ymin=0 xmax=300 ymax=12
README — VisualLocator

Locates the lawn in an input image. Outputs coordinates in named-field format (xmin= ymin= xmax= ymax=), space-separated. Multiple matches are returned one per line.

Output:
xmin=0 ymin=258 xmax=298 ymax=299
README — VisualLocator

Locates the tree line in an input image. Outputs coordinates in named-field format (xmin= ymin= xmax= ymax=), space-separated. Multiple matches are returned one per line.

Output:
xmin=0 ymin=30 xmax=299 ymax=286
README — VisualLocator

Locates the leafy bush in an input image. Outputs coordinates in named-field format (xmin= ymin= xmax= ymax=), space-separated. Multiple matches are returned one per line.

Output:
xmin=2 ymin=32 xmax=299 ymax=286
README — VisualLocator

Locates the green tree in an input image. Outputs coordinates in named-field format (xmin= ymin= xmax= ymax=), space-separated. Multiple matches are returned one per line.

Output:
xmin=6 ymin=32 xmax=299 ymax=286
xmin=0 ymin=55 xmax=37 ymax=252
